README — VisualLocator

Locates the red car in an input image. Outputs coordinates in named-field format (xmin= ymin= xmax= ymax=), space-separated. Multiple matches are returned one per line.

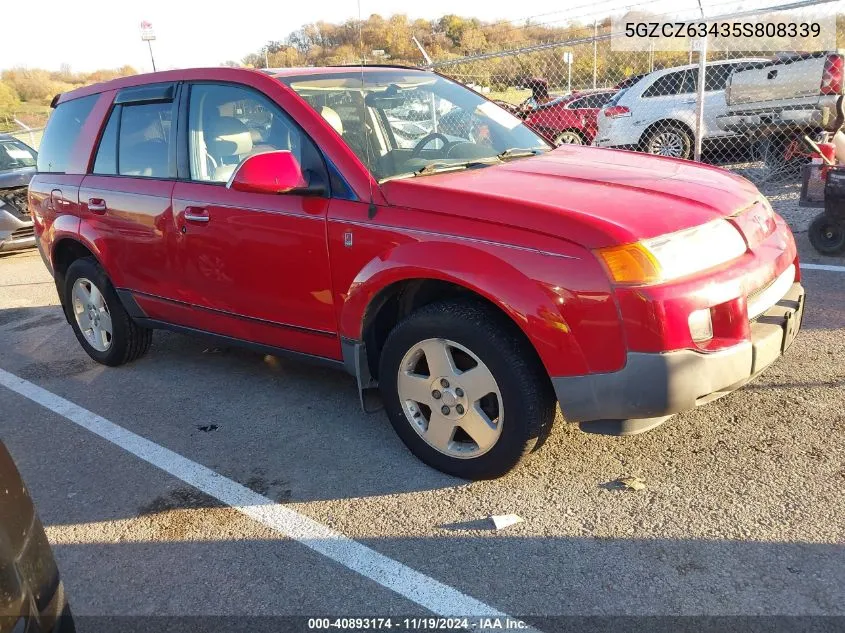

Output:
xmin=523 ymin=89 xmax=617 ymax=145
xmin=31 ymin=66 xmax=804 ymax=479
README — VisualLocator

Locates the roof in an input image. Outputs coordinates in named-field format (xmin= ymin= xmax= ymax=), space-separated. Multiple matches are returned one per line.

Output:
xmin=648 ymin=57 xmax=771 ymax=75
xmin=53 ymin=64 xmax=432 ymax=105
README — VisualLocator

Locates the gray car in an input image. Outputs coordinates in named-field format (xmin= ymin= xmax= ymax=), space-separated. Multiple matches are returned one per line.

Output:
xmin=0 ymin=134 xmax=37 ymax=253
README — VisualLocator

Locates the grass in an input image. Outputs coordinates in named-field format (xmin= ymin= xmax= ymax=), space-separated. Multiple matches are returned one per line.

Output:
xmin=486 ymin=88 xmax=532 ymax=104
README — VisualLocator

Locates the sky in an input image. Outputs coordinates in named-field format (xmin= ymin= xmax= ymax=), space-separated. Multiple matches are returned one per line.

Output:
xmin=1 ymin=0 xmax=813 ymax=73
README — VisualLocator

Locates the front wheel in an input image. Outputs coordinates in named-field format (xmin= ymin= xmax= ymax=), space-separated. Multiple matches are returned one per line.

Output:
xmin=379 ymin=300 xmax=556 ymax=479
xmin=808 ymin=214 xmax=845 ymax=255
xmin=643 ymin=124 xmax=692 ymax=159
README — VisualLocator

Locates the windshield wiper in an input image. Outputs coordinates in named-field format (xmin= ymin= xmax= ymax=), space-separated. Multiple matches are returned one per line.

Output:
xmin=496 ymin=148 xmax=546 ymax=160
xmin=380 ymin=159 xmax=500 ymax=183
xmin=415 ymin=159 xmax=499 ymax=176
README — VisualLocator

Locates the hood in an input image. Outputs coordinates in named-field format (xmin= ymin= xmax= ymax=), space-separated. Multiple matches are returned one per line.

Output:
xmin=380 ymin=146 xmax=761 ymax=248
xmin=0 ymin=166 xmax=36 ymax=190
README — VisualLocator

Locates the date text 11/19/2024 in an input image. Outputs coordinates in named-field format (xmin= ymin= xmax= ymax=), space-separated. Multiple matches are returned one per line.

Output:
xmin=307 ymin=617 xmax=529 ymax=630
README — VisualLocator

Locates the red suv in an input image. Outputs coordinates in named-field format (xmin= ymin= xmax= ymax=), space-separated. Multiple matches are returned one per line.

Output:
xmin=30 ymin=66 xmax=804 ymax=479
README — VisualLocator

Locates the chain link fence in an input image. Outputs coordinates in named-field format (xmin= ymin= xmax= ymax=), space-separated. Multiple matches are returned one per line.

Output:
xmin=428 ymin=0 xmax=844 ymax=193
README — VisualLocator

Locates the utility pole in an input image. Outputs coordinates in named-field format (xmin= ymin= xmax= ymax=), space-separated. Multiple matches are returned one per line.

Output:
xmin=592 ymin=19 xmax=598 ymax=89
xmin=264 ymin=46 xmax=270 ymax=68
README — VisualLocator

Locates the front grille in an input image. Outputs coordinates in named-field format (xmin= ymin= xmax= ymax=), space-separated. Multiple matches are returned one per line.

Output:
xmin=0 ymin=187 xmax=29 ymax=219
xmin=10 ymin=226 xmax=34 ymax=240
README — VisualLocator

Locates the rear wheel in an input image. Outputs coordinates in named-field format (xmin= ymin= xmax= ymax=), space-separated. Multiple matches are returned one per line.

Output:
xmin=64 ymin=258 xmax=152 ymax=366
xmin=379 ymin=300 xmax=556 ymax=479
xmin=808 ymin=214 xmax=845 ymax=255
xmin=643 ymin=124 xmax=692 ymax=159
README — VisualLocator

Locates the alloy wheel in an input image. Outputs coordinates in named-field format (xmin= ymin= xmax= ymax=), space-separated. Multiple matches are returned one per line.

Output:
xmin=71 ymin=277 xmax=113 ymax=352
xmin=397 ymin=338 xmax=503 ymax=459
xmin=648 ymin=131 xmax=685 ymax=157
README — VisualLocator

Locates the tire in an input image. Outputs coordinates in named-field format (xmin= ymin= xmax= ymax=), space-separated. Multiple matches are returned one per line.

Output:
xmin=555 ymin=130 xmax=584 ymax=145
xmin=642 ymin=124 xmax=692 ymax=159
xmin=808 ymin=214 xmax=845 ymax=255
xmin=64 ymin=257 xmax=152 ymax=366
xmin=757 ymin=134 xmax=806 ymax=180
xmin=379 ymin=299 xmax=556 ymax=480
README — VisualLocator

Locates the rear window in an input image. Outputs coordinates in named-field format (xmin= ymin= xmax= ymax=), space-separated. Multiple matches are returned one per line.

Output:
xmin=37 ymin=95 xmax=98 ymax=174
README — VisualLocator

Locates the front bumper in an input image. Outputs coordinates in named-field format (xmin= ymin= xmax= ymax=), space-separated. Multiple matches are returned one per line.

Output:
xmin=553 ymin=281 xmax=805 ymax=424
xmin=0 ymin=208 xmax=35 ymax=253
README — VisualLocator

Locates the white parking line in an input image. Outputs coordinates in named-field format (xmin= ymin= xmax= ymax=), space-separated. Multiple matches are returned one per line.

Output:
xmin=0 ymin=368 xmax=512 ymax=621
xmin=802 ymin=263 xmax=845 ymax=273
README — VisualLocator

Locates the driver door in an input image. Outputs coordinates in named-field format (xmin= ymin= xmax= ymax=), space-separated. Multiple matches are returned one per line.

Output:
xmin=170 ymin=82 xmax=339 ymax=359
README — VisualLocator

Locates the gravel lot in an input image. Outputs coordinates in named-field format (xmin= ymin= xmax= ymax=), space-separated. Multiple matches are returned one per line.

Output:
xmin=0 ymin=198 xmax=843 ymax=628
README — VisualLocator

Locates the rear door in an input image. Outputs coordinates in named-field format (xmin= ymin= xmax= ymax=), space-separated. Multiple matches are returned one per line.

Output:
xmin=78 ymin=83 xmax=181 ymax=314
xmin=170 ymin=81 xmax=338 ymax=359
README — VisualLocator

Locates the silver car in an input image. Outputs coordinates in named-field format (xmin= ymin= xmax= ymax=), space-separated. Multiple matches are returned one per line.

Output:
xmin=0 ymin=134 xmax=37 ymax=253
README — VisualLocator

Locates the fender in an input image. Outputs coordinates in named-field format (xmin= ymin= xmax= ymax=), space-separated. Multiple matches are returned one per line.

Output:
xmin=339 ymin=240 xmax=593 ymax=377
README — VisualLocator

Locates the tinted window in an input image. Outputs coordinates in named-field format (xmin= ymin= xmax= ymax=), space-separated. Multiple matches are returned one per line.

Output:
xmin=118 ymin=103 xmax=172 ymax=178
xmin=189 ymin=83 xmax=312 ymax=183
xmin=643 ymin=71 xmax=695 ymax=97
xmin=577 ymin=93 xmax=614 ymax=108
xmin=37 ymin=95 xmax=97 ymax=173
xmin=704 ymin=64 xmax=735 ymax=92
xmin=92 ymin=107 xmax=120 ymax=174
xmin=0 ymin=139 xmax=37 ymax=171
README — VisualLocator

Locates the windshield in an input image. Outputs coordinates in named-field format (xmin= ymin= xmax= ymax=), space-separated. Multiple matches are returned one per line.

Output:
xmin=281 ymin=70 xmax=549 ymax=182
xmin=0 ymin=138 xmax=37 ymax=171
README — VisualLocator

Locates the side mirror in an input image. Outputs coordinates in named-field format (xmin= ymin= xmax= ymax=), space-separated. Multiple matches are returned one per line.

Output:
xmin=227 ymin=151 xmax=307 ymax=194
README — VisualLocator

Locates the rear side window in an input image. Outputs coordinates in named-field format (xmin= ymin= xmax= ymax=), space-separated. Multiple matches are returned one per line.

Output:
xmin=37 ymin=95 xmax=98 ymax=173
xmin=704 ymin=64 xmax=735 ymax=92
xmin=92 ymin=102 xmax=173 ymax=178
xmin=643 ymin=71 xmax=695 ymax=97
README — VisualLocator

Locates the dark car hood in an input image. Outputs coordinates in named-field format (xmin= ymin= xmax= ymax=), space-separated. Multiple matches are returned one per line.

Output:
xmin=0 ymin=166 xmax=36 ymax=190
xmin=380 ymin=146 xmax=761 ymax=248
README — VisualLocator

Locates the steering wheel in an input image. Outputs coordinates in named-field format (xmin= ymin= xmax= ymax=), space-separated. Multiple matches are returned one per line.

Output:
xmin=410 ymin=132 xmax=454 ymax=158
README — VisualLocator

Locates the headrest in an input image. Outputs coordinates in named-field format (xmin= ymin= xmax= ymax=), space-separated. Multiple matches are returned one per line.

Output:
xmin=206 ymin=116 xmax=253 ymax=157
xmin=320 ymin=107 xmax=343 ymax=136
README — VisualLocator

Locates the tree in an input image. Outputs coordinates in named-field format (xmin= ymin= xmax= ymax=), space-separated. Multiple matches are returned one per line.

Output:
xmin=0 ymin=82 xmax=21 ymax=126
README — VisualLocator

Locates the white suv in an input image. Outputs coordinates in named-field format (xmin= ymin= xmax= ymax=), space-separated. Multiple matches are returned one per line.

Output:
xmin=595 ymin=58 xmax=768 ymax=159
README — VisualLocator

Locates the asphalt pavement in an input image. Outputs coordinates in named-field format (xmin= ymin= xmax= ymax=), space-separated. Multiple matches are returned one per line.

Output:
xmin=0 ymin=216 xmax=843 ymax=628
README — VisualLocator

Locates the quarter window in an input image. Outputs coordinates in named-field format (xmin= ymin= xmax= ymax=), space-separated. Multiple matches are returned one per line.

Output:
xmin=37 ymin=95 xmax=98 ymax=173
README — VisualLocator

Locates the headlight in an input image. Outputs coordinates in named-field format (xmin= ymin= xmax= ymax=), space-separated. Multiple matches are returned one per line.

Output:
xmin=597 ymin=220 xmax=748 ymax=285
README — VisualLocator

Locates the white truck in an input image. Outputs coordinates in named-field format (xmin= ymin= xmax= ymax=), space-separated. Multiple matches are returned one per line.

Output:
xmin=717 ymin=52 xmax=845 ymax=135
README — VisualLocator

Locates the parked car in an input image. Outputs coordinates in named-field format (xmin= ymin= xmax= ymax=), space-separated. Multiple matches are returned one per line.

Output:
xmin=523 ymin=89 xmax=617 ymax=145
xmin=32 ymin=66 xmax=804 ymax=479
xmin=595 ymin=58 xmax=768 ymax=159
xmin=717 ymin=52 xmax=845 ymax=170
xmin=0 ymin=135 xmax=37 ymax=253
xmin=0 ymin=438 xmax=74 ymax=632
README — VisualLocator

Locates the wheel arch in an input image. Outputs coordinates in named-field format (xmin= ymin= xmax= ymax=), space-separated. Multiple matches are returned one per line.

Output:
xmin=340 ymin=241 xmax=590 ymax=382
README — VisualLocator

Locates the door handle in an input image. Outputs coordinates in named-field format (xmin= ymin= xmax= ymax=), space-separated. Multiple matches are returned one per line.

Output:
xmin=87 ymin=198 xmax=107 ymax=214
xmin=184 ymin=206 xmax=210 ymax=223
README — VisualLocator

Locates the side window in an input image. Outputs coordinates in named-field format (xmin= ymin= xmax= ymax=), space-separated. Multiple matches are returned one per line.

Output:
xmin=37 ymin=94 xmax=98 ymax=173
xmin=643 ymin=71 xmax=688 ymax=98
xmin=704 ymin=64 xmax=734 ymax=92
xmin=118 ymin=103 xmax=172 ymax=178
xmin=565 ymin=97 xmax=587 ymax=109
xmin=188 ymin=83 xmax=309 ymax=184
xmin=590 ymin=92 xmax=615 ymax=108
xmin=92 ymin=107 xmax=120 ymax=174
